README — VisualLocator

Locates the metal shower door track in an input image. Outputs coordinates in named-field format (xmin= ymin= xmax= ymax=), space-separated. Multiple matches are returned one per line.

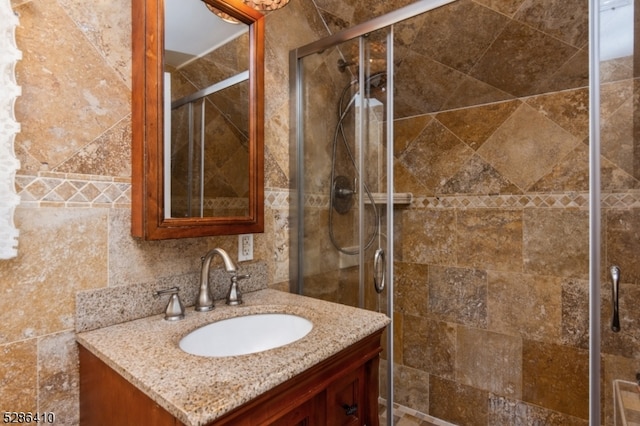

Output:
xmin=291 ymin=0 xmax=457 ymax=59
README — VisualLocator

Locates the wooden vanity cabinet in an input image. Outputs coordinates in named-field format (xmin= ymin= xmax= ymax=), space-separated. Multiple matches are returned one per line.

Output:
xmin=79 ymin=330 xmax=383 ymax=426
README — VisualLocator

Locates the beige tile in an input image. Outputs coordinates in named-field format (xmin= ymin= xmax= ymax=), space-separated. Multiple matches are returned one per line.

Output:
xmin=54 ymin=116 xmax=132 ymax=178
xmin=439 ymin=154 xmax=521 ymax=195
xmin=429 ymin=375 xmax=489 ymax=426
xmin=536 ymin=47 xmax=589 ymax=95
xmin=436 ymin=100 xmax=521 ymax=151
xmin=38 ymin=331 xmax=79 ymax=424
xmin=263 ymin=208 xmax=291 ymax=284
xmin=528 ymin=144 xmax=589 ymax=192
xmin=441 ymin=74 xmax=515 ymax=111
xmin=489 ymin=394 xmax=588 ymax=426
xmin=352 ymin=0 xmax=414 ymax=26
xmin=403 ymin=209 xmax=456 ymax=266
xmin=456 ymin=326 xmax=522 ymax=398
xmin=57 ymin=0 xmax=132 ymax=88
xmin=0 ymin=208 xmax=108 ymax=343
xmin=394 ymin=262 xmax=429 ymax=317
xmin=488 ymin=271 xmax=562 ymax=342
xmin=106 ymin=209 xmax=212 ymax=287
xmin=394 ymin=116 xmax=432 ymax=157
xmin=399 ymin=120 xmax=475 ymax=193
xmin=522 ymin=340 xmax=589 ymax=420
xmin=394 ymin=51 xmax=467 ymax=116
xmin=14 ymin=0 xmax=130 ymax=173
xmin=394 ymin=364 xmax=430 ymax=415
xmin=411 ymin=0 xmax=509 ymax=74
xmin=264 ymin=103 xmax=292 ymax=186
xmin=478 ymin=103 xmax=581 ymax=191
xmin=456 ymin=209 xmax=522 ymax=272
xmin=403 ymin=315 xmax=456 ymax=379
xmin=601 ymin=93 xmax=640 ymax=180
xmin=514 ymin=0 xmax=588 ymax=48
xmin=523 ymin=209 xmax=589 ymax=279
xmin=0 ymin=339 xmax=37 ymax=411
xmin=394 ymin=159 xmax=431 ymax=196
xmin=470 ymin=20 xmax=579 ymax=97
xmin=561 ymin=278 xmax=589 ymax=349
xmin=429 ymin=266 xmax=487 ymax=328
xmin=525 ymin=88 xmax=590 ymax=140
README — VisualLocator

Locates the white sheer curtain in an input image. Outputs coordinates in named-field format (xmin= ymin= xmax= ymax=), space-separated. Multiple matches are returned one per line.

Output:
xmin=0 ymin=0 xmax=21 ymax=259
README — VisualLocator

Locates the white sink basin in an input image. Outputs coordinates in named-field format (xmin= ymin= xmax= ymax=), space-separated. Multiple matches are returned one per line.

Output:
xmin=179 ymin=313 xmax=313 ymax=357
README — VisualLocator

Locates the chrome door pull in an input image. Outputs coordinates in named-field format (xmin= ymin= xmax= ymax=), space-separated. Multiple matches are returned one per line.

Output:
xmin=611 ymin=265 xmax=621 ymax=333
xmin=373 ymin=248 xmax=385 ymax=293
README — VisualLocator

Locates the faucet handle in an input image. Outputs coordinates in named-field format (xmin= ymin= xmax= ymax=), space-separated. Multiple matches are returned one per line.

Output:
xmin=154 ymin=287 xmax=185 ymax=321
xmin=226 ymin=274 xmax=250 ymax=306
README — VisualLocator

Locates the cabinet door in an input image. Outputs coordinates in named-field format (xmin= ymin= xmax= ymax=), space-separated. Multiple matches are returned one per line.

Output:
xmin=326 ymin=366 xmax=366 ymax=426
xmin=268 ymin=394 xmax=325 ymax=426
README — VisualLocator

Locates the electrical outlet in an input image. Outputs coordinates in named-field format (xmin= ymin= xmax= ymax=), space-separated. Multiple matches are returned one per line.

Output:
xmin=238 ymin=234 xmax=253 ymax=262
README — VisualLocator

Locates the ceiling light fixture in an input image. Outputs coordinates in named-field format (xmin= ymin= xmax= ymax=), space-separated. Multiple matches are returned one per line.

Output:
xmin=204 ymin=0 xmax=290 ymax=24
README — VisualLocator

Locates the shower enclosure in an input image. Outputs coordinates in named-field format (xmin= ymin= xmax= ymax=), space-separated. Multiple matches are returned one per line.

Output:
xmin=290 ymin=0 xmax=639 ymax=424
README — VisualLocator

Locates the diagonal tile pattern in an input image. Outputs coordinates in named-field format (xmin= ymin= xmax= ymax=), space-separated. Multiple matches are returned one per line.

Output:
xmin=315 ymin=0 xmax=590 ymax=117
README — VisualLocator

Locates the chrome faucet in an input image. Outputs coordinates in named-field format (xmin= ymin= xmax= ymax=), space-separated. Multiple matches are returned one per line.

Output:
xmin=196 ymin=248 xmax=237 ymax=312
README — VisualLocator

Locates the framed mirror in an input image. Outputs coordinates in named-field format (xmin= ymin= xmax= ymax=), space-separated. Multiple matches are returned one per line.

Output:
xmin=132 ymin=0 xmax=264 ymax=239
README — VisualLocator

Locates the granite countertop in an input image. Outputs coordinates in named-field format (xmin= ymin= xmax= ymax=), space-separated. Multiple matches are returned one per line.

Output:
xmin=76 ymin=289 xmax=390 ymax=426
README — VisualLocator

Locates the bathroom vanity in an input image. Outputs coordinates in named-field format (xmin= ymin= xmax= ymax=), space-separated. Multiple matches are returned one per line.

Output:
xmin=77 ymin=290 xmax=389 ymax=426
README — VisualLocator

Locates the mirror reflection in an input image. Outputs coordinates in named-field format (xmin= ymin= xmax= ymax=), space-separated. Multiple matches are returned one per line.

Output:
xmin=164 ymin=0 xmax=250 ymax=218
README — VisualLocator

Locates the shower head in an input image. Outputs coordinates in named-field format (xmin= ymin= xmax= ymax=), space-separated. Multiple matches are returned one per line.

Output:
xmin=366 ymin=72 xmax=387 ymax=90
xmin=348 ymin=71 xmax=387 ymax=91
xmin=338 ymin=71 xmax=388 ymax=117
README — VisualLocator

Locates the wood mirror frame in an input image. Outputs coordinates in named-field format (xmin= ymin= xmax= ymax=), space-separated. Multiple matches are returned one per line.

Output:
xmin=132 ymin=0 xmax=264 ymax=240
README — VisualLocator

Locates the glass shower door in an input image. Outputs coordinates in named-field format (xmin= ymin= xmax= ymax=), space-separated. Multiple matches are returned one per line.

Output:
xmin=293 ymin=26 xmax=394 ymax=424
xmin=596 ymin=0 xmax=640 ymax=425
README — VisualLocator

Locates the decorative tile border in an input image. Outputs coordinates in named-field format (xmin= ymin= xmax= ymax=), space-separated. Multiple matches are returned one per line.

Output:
xmin=14 ymin=173 xmax=294 ymax=210
xmin=413 ymin=193 xmax=591 ymax=209
xmin=14 ymin=173 xmax=640 ymax=211
xmin=302 ymin=191 xmax=640 ymax=210
xmin=15 ymin=173 xmax=131 ymax=208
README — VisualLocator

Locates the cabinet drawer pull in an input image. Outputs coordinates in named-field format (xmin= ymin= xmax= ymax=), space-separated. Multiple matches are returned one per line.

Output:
xmin=342 ymin=403 xmax=358 ymax=416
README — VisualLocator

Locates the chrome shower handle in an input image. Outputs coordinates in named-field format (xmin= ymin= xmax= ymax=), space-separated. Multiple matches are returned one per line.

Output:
xmin=611 ymin=265 xmax=621 ymax=333
xmin=373 ymin=248 xmax=385 ymax=294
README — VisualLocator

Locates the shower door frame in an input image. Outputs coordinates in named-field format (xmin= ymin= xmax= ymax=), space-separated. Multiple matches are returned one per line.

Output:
xmin=290 ymin=0 xmax=604 ymax=425
xmin=587 ymin=0 xmax=601 ymax=424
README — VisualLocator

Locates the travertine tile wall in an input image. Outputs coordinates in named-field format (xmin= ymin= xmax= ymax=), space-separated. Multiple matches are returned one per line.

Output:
xmin=0 ymin=0 xmax=324 ymax=422
xmin=300 ymin=0 xmax=640 ymax=425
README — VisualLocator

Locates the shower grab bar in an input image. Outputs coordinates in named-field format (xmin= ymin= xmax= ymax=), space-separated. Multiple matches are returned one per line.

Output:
xmin=611 ymin=265 xmax=621 ymax=332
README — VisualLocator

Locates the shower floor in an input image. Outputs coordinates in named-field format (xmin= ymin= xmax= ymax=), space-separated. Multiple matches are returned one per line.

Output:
xmin=379 ymin=400 xmax=456 ymax=426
